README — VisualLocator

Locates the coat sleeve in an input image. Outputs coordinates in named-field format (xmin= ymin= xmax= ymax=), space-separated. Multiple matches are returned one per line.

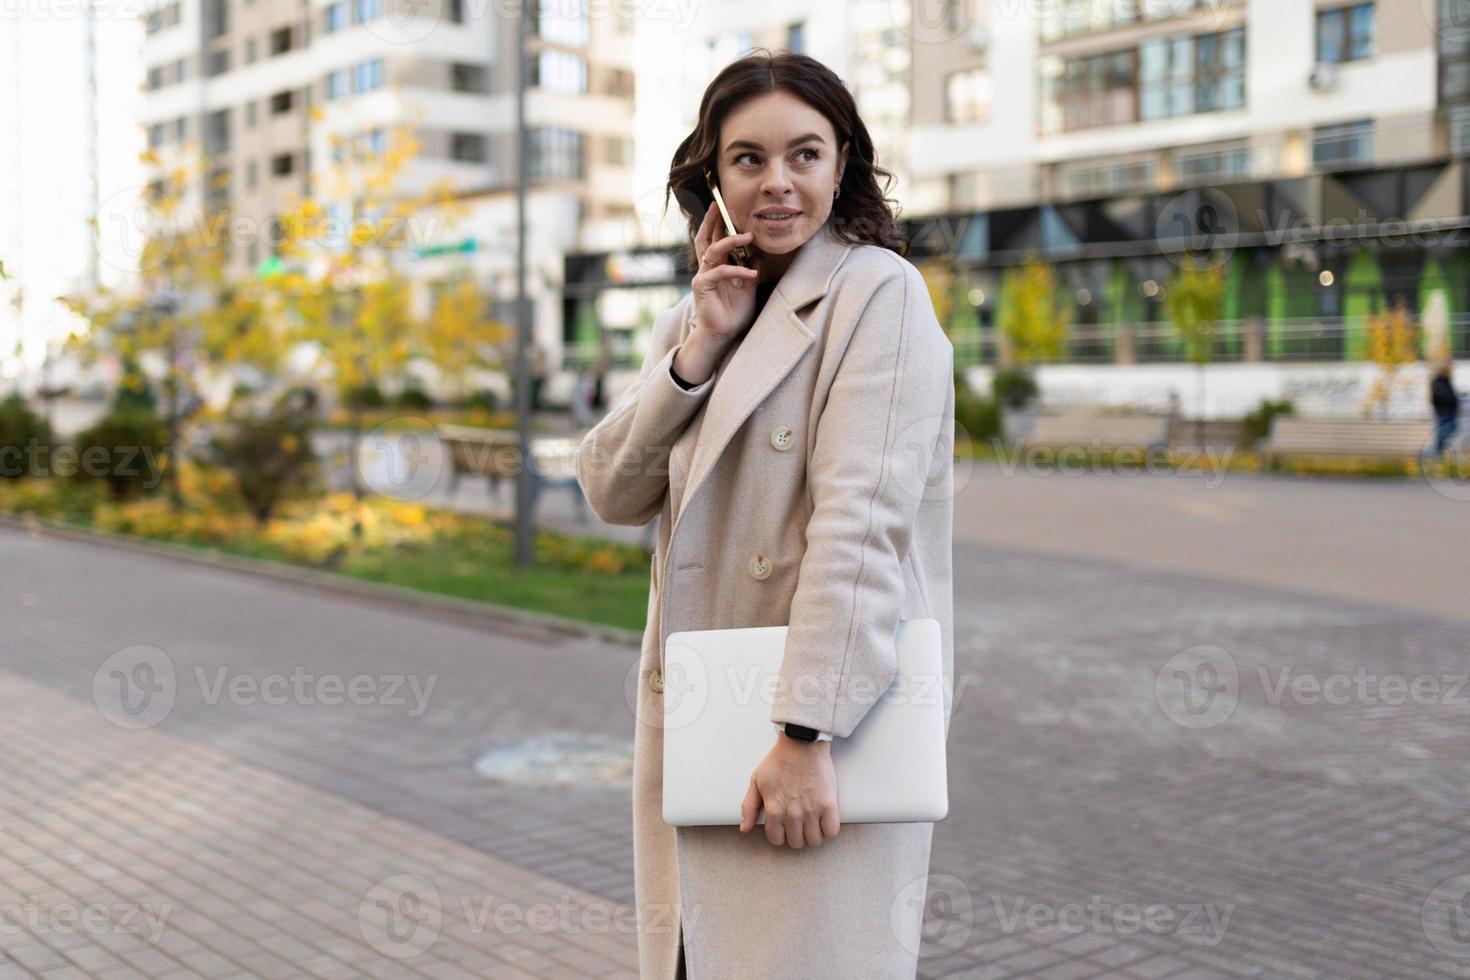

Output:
xmin=574 ymin=298 xmax=715 ymax=526
xmin=770 ymin=263 xmax=954 ymax=738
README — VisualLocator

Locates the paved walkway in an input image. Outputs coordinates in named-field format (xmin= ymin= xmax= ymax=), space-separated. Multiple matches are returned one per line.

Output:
xmin=0 ymin=666 xmax=638 ymax=980
xmin=4 ymin=462 xmax=1470 ymax=978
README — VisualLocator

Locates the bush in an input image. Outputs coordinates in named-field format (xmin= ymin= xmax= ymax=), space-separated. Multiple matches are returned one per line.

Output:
xmin=1242 ymin=398 xmax=1294 ymax=445
xmin=462 ymin=389 xmax=500 ymax=414
xmin=395 ymin=384 xmax=434 ymax=411
xmin=991 ymin=367 xmax=1038 ymax=409
xmin=71 ymin=405 xmax=170 ymax=499
xmin=0 ymin=393 xmax=54 ymax=480
xmin=345 ymin=382 xmax=387 ymax=409
xmin=955 ymin=386 xmax=1003 ymax=448
xmin=209 ymin=397 xmax=319 ymax=524
xmin=112 ymin=356 xmax=158 ymax=414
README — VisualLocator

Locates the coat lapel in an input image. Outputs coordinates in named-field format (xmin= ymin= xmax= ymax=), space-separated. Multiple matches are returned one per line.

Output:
xmin=671 ymin=220 xmax=854 ymax=536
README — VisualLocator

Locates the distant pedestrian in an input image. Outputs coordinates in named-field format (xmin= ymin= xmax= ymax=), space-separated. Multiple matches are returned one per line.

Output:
xmin=571 ymin=368 xmax=595 ymax=427
xmin=528 ymin=345 xmax=547 ymax=412
xmin=591 ymin=347 xmax=609 ymax=412
xmin=1430 ymin=361 xmax=1460 ymax=457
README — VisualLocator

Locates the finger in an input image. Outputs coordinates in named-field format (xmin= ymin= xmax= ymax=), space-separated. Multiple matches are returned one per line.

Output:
xmin=805 ymin=810 xmax=823 ymax=846
xmin=705 ymin=230 xmax=753 ymax=266
xmin=821 ymin=807 xmax=841 ymax=840
xmin=695 ymin=265 xmax=758 ymax=290
xmin=785 ymin=808 xmax=805 ymax=849
xmin=739 ymin=778 xmax=761 ymax=833
xmin=765 ymin=808 xmax=785 ymax=847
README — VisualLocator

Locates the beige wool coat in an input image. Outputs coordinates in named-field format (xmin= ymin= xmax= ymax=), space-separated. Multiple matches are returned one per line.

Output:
xmin=574 ymin=219 xmax=955 ymax=979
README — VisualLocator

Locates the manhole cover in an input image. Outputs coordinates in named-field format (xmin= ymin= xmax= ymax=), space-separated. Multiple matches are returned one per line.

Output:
xmin=474 ymin=732 xmax=633 ymax=786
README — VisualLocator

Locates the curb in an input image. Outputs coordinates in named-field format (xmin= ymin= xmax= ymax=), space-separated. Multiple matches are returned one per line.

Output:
xmin=0 ymin=512 xmax=643 ymax=650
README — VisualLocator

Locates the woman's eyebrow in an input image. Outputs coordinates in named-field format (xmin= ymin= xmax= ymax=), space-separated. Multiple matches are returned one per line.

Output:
xmin=724 ymin=133 xmax=826 ymax=153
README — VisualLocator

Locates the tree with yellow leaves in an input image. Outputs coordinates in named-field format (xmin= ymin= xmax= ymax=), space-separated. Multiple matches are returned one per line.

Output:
xmin=1166 ymin=256 xmax=1227 ymax=446
xmin=272 ymin=116 xmax=504 ymax=519
xmin=61 ymin=146 xmax=278 ymax=510
xmin=997 ymin=255 xmax=1069 ymax=366
xmin=1362 ymin=299 xmax=1419 ymax=419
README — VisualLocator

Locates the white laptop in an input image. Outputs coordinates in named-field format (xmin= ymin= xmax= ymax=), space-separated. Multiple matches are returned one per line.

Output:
xmin=661 ymin=618 xmax=949 ymax=827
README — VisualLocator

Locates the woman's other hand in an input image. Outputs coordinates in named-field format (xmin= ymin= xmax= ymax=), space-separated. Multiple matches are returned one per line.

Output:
xmin=739 ymin=734 xmax=841 ymax=848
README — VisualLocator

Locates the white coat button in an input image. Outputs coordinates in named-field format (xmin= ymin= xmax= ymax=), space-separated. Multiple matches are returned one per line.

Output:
xmin=650 ymin=667 xmax=664 ymax=693
xmin=749 ymin=554 xmax=772 ymax=580
xmin=770 ymin=425 xmax=794 ymax=451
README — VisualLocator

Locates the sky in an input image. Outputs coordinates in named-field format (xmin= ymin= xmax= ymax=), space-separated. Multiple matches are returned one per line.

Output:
xmin=0 ymin=1 xmax=145 ymax=388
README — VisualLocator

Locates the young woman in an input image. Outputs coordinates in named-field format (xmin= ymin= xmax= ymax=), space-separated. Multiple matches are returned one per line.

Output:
xmin=575 ymin=49 xmax=955 ymax=979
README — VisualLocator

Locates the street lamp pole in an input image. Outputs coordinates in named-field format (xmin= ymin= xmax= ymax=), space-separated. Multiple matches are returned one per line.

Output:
xmin=513 ymin=0 xmax=533 ymax=566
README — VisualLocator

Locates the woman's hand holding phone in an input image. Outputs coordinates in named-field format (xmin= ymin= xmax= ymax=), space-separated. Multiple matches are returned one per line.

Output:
xmin=675 ymin=201 xmax=762 ymax=386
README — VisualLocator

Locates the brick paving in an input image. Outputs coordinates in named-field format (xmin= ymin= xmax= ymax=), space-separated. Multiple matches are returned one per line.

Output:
xmin=0 ymin=667 xmax=639 ymax=979
xmin=4 ymin=466 xmax=1470 ymax=978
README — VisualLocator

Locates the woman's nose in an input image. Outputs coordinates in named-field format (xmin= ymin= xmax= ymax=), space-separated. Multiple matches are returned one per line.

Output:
xmin=760 ymin=166 xmax=794 ymax=196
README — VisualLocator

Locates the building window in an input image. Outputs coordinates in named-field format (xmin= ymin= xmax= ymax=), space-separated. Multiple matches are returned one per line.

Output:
xmin=1172 ymin=140 xmax=1251 ymax=184
xmin=787 ymin=21 xmax=805 ymax=54
xmin=534 ymin=0 xmax=588 ymax=45
xmin=531 ymin=50 xmax=587 ymax=94
xmin=326 ymin=69 xmax=349 ymax=100
xmin=206 ymin=48 xmax=230 ymax=76
xmin=245 ymin=100 xmax=256 ymax=127
xmin=530 ymin=127 xmax=584 ymax=180
xmin=1312 ymin=119 xmax=1373 ymax=169
xmin=324 ymin=2 xmax=346 ymax=31
xmin=353 ymin=0 xmax=381 ymax=22
xmin=451 ymin=132 xmax=487 ymax=162
xmin=605 ymin=67 xmax=633 ymax=98
xmin=204 ymin=0 xmax=228 ymax=38
xmin=271 ymin=152 xmax=295 ymax=176
xmin=363 ymin=127 xmax=387 ymax=156
xmin=245 ymin=37 xmax=257 ymax=63
xmin=271 ymin=89 xmax=294 ymax=114
xmin=603 ymin=135 xmax=632 ymax=166
xmin=144 ymin=1 xmax=181 ymax=33
xmin=945 ymin=68 xmax=992 ymax=124
xmin=1055 ymin=156 xmax=1156 ymax=199
xmin=1316 ymin=3 xmax=1375 ymax=64
xmin=205 ymin=108 xmax=231 ymax=153
xmin=354 ymin=57 xmax=384 ymax=92
xmin=1042 ymin=49 xmax=1137 ymax=132
xmin=1138 ymin=27 xmax=1244 ymax=121
xmin=146 ymin=65 xmax=165 ymax=90
xmin=448 ymin=0 xmax=463 ymax=23
xmin=270 ymin=26 xmax=293 ymax=55
xmin=246 ymin=159 xmax=257 ymax=188
xmin=173 ymin=57 xmax=188 ymax=83
xmin=1440 ymin=0 xmax=1470 ymax=106
xmin=174 ymin=116 xmax=187 ymax=141
xmin=205 ymin=167 xmax=230 ymax=210
xmin=451 ymin=62 xmax=487 ymax=92
xmin=147 ymin=122 xmax=166 ymax=148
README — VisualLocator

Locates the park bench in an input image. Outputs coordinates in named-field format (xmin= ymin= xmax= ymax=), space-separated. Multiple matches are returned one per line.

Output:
xmin=1020 ymin=408 xmax=1173 ymax=456
xmin=438 ymin=424 xmax=588 ymax=524
xmin=1259 ymin=417 xmax=1436 ymax=467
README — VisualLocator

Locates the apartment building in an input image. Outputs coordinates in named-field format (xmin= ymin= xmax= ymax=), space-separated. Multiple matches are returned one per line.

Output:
xmin=911 ymin=0 xmax=1450 ymax=208
xmin=137 ymin=0 xmax=639 ymax=291
xmin=906 ymin=0 xmax=1467 ymax=394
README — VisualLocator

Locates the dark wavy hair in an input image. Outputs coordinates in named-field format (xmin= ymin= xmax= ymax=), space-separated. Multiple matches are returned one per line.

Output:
xmin=663 ymin=48 xmax=907 ymax=275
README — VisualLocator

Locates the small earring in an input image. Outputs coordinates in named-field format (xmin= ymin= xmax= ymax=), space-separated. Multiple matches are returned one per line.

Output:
xmin=834 ymin=185 xmax=841 ymax=199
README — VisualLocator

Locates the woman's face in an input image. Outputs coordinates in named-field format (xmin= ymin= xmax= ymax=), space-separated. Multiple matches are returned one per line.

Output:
xmin=714 ymin=90 xmax=849 ymax=260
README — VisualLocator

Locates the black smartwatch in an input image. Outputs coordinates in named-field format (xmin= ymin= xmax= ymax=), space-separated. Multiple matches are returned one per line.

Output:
xmin=782 ymin=722 xmax=820 ymax=743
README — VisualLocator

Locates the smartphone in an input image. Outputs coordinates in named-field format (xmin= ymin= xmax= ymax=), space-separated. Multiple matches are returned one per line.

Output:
xmin=705 ymin=169 xmax=755 ymax=269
